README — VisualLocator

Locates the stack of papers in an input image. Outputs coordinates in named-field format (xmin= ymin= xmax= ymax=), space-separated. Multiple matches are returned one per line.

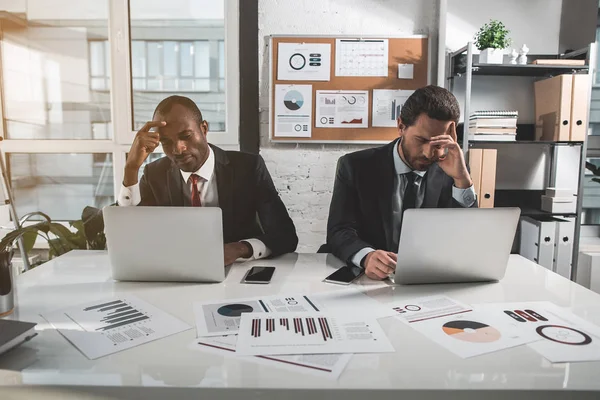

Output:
xmin=191 ymin=289 xmax=395 ymax=380
xmin=469 ymin=110 xmax=518 ymax=141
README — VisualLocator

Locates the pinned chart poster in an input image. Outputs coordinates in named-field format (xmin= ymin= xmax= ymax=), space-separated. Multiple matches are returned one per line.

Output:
xmin=475 ymin=301 xmax=600 ymax=363
xmin=315 ymin=90 xmax=369 ymax=129
xmin=277 ymin=42 xmax=331 ymax=81
xmin=194 ymin=294 xmax=322 ymax=337
xmin=42 ymin=296 xmax=191 ymax=360
xmin=372 ymin=89 xmax=414 ymax=127
xmin=236 ymin=312 xmax=394 ymax=356
xmin=273 ymin=84 xmax=313 ymax=138
xmin=191 ymin=335 xmax=352 ymax=380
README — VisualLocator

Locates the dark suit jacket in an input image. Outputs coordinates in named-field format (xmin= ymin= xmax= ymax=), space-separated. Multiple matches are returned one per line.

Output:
xmin=137 ymin=144 xmax=298 ymax=258
xmin=326 ymin=139 xmax=477 ymax=264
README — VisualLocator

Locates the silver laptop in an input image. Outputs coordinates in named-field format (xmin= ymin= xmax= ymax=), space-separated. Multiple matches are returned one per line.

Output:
xmin=393 ymin=208 xmax=520 ymax=284
xmin=104 ymin=206 xmax=225 ymax=282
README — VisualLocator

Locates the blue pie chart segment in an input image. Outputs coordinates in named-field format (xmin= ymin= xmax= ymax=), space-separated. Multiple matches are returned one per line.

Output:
xmin=284 ymin=90 xmax=304 ymax=111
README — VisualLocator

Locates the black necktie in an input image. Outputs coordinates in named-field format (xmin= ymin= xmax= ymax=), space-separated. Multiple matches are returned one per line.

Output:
xmin=402 ymin=172 xmax=417 ymax=212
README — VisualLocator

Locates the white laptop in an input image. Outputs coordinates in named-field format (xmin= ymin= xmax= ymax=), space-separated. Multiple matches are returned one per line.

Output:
xmin=104 ymin=206 xmax=225 ymax=282
xmin=393 ymin=208 xmax=520 ymax=284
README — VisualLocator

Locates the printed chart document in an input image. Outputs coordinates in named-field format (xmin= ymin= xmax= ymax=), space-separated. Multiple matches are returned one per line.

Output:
xmin=408 ymin=309 xmax=539 ymax=359
xmin=315 ymin=90 xmax=369 ymax=128
xmin=388 ymin=295 xmax=473 ymax=324
xmin=236 ymin=312 xmax=394 ymax=356
xmin=335 ymin=39 xmax=388 ymax=77
xmin=194 ymin=294 xmax=322 ymax=337
xmin=191 ymin=335 xmax=352 ymax=380
xmin=475 ymin=301 xmax=600 ymax=363
xmin=42 ymin=295 xmax=191 ymax=360
xmin=372 ymin=89 xmax=414 ymax=127
xmin=274 ymin=84 xmax=312 ymax=137
xmin=277 ymin=42 xmax=331 ymax=81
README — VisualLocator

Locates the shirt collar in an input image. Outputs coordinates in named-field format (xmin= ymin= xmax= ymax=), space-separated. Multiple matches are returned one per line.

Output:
xmin=393 ymin=139 xmax=426 ymax=177
xmin=180 ymin=146 xmax=215 ymax=183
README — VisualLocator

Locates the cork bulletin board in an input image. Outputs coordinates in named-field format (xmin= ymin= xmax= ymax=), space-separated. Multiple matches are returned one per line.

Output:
xmin=269 ymin=35 xmax=430 ymax=143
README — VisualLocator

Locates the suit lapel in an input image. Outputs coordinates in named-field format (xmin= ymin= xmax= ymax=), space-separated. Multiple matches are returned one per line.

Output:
xmin=213 ymin=145 xmax=233 ymax=231
xmin=375 ymin=140 xmax=397 ymax=251
xmin=423 ymin=164 xmax=443 ymax=208
xmin=167 ymin=163 xmax=184 ymax=206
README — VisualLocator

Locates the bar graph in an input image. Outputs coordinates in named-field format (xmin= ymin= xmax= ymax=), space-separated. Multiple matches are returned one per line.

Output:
xmin=43 ymin=295 xmax=191 ymax=360
xmin=250 ymin=316 xmax=334 ymax=341
xmin=65 ymin=298 xmax=152 ymax=333
xmin=237 ymin=312 xmax=394 ymax=356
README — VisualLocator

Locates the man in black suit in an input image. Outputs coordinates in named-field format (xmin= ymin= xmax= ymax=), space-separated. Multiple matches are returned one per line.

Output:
xmin=118 ymin=95 xmax=298 ymax=265
xmin=325 ymin=86 xmax=477 ymax=280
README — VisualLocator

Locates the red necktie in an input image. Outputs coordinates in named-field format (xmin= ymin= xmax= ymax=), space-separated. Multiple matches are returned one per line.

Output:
xmin=190 ymin=174 xmax=202 ymax=207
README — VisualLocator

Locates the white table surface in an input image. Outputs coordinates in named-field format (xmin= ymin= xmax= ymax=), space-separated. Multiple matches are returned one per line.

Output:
xmin=1 ymin=251 xmax=600 ymax=400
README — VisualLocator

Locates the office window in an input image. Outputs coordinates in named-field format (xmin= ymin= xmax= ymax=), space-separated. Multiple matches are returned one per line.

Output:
xmin=0 ymin=0 xmax=238 ymax=225
xmin=129 ymin=0 xmax=226 ymax=131
xmin=1 ymin=2 xmax=111 ymax=140
xmin=89 ymin=41 xmax=110 ymax=91
xmin=9 ymin=153 xmax=114 ymax=221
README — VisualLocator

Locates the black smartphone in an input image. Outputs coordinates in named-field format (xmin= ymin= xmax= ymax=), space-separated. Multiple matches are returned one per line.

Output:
xmin=323 ymin=265 xmax=364 ymax=285
xmin=242 ymin=266 xmax=276 ymax=284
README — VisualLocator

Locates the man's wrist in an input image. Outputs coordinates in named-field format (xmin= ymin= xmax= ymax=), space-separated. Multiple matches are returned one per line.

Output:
xmin=123 ymin=165 xmax=141 ymax=187
xmin=238 ymin=241 xmax=253 ymax=259
xmin=454 ymin=177 xmax=473 ymax=189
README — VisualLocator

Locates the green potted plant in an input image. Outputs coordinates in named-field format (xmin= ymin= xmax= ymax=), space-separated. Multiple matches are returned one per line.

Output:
xmin=0 ymin=211 xmax=106 ymax=316
xmin=474 ymin=20 xmax=511 ymax=64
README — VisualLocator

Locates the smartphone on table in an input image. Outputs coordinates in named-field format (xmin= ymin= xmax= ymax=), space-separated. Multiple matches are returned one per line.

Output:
xmin=323 ymin=265 xmax=364 ymax=285
xmin=242 ymin=266 xmax=276 ymax=284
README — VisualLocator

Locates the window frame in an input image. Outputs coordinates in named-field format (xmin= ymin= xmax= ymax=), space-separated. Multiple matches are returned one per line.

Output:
xmin=0 ymin=0 xmax=240 ymax=223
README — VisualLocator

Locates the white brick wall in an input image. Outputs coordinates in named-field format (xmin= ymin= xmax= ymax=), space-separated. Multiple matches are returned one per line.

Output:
xmin=258 ymin=0 xmax=437 ymax=252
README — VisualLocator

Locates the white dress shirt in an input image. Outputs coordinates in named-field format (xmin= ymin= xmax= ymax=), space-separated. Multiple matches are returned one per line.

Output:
xmin=118 ymin=147 xmax=271 ymax=261
xmin=351 ymin=144 xmax=477 ymax=267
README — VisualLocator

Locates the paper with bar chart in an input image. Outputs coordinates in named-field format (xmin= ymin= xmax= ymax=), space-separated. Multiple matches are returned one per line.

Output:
xmin=42 ymin=295 xmax=191 ymax=359
xmin=372 ymin=89 xmax=414 ymax=127
xmin=191 ymin=335 xmax=352 ymax=380
xmin=194 ymin=294 xmax=323 ymax=337
xmin=315 ymin=90 xmax=369 ymax=128
xmin=235 ymin=312 xmax=394 ymax=356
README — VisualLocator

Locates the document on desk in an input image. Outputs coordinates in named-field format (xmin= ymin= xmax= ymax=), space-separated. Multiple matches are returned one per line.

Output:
xmin=235 ymin=312 xmax=394 ymax=356
xmin=408 ymin=308 xmax=539 ymax=359
xmin=474 ymin=301 xmax=600 ymax=363
xmin=42 ymin=295 xmax=191 ymax=360
xmin=191 ymin=335 xmax=352 ymax=380
xmin=194 ymin=294 xmax=323 ymax=337
xmin=388 ymin=295 xmax=473 ymax=324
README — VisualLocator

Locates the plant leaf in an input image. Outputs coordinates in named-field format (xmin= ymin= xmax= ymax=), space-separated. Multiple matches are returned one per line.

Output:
xmin=70 ymin=220 xmax=85 ymax=234
xmin=48 ymin=223 xmax=75 ymax=239
xmin=22 ymin=230 xmax=38 ymax=254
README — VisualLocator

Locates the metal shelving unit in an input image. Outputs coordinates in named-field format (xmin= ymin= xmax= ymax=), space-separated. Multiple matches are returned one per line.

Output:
xmin=447 ymin=42 xmax=597 ymax=281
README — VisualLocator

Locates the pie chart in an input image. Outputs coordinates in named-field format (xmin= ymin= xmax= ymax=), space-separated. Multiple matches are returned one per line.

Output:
xmin=442 ymin=320 xmax=501 ymax=343
xmin=217 ymin=304 xmax=254 ymax=317
xmin=284 ymin=90 xmax=304 ymax=111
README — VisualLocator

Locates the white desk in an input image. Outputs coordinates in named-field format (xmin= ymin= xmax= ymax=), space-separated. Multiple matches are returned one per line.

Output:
xmin=1 ymin=251 xmax=600 ymax=400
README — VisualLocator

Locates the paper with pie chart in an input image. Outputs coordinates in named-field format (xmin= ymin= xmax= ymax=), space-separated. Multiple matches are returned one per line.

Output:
xmin=408 ymin=310 xmax=539 ymax=359
xmin=277 ymin=42 xmax=331 ymax=81
xmin=315 ymin=90 xmax=369 ymax=128
xmin=474 ymin=301 xmax=600 ymax=362
xmin=273 ymin=84 xmax=313 ymax=138
xmin=194 ymin=294 xmax=323 ymax=337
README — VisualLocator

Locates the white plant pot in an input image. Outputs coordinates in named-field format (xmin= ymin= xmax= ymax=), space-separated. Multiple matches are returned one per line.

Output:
xmin=479 ymin=48 xmax=504 ymax=64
